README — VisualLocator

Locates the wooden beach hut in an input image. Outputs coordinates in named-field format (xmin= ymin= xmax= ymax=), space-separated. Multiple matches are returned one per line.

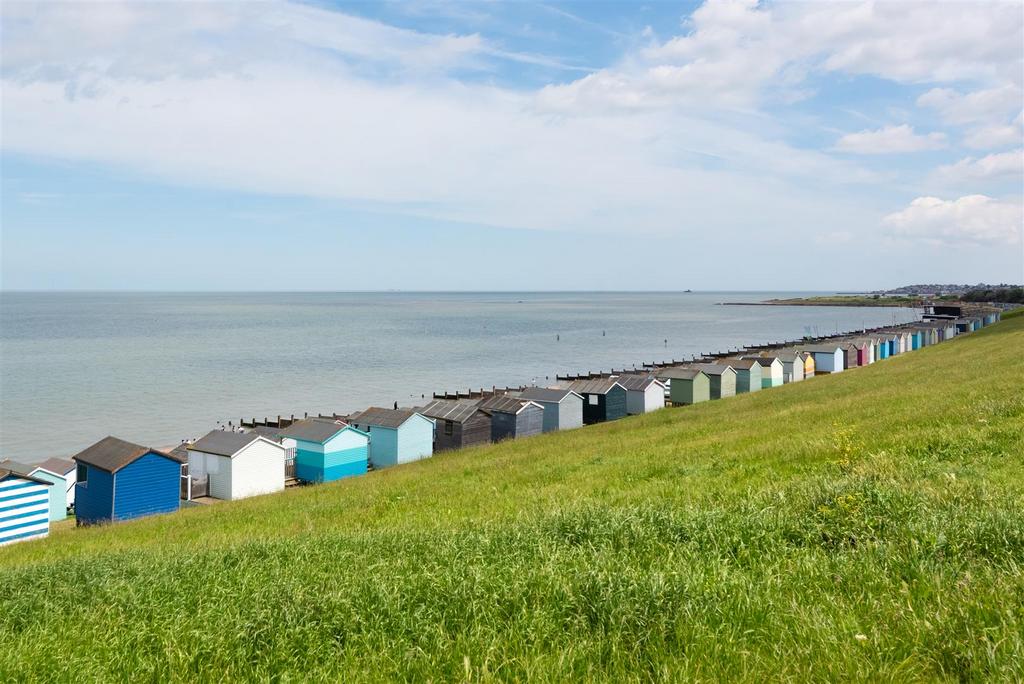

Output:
xmin=185 ymin=430 xmax=286 ymax=501
xmin=477 ymin=396 xmax=545 ymax=442
xmin=72 ymin=436 xmax=184 ymax=526
xmin=955 ymin=319 xmax=973 ymax=334
xmin=800 ymin=345 xmax=845 ymax=374
xmin=518 ymin=388 xmax=584 ymax=432
xmin=742 ymin=356 xmax=784 ymax=388
xmin=772 ymin=352 xmax=805 ymax=383
xmin=0 ymin=467 xmax=53 ymax=546
xmin=418 ymin=399 xmax=492 ymax=452
xmin=568 ymin=378 xmax=628 ymax=424
xmin=693 ymin=364 xmax=738 ymax=399
xmin=614 ymin=374 xmax=666 ymax=414
xmin=348 ymin=408 xmax=434 ymax=468
xmin=655 ymin=368 xmax=710 ymax=405
xmin=0 ymin=460 xmax=67 ymax=522
xmin=279 ymin=419 xmax=369 ymax=483
xmin=725 ymin=359 xmax=762 ymax=393
xmin=36 ymin=458 xmax=76 ymax=512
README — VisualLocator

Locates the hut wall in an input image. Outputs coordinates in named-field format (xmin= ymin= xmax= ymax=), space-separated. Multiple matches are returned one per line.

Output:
xmin=0 ymin=474 xmax=51 ymax=546
xmin=558 ymin=396 xmax=584 ymax=431
xmin=516 ymin=405 xmax=544 ymax=438
xmin=112 ymin=452 xmax=181 ymax=522
xmin=75 ymin=464 xmax=114 ymax=525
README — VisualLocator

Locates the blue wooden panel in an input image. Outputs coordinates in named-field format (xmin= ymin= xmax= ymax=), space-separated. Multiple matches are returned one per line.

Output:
xmin=0 ymin=475 xmax=50 ymax=546
xmin=75 ymin=464 xmax=115 ymax=525
xmin=112 ymin=452 xmax=180 ymax=522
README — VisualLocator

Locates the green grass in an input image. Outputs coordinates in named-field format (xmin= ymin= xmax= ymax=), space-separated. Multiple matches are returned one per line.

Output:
xmin=2 ymin=316 xmax=1023 ymax=682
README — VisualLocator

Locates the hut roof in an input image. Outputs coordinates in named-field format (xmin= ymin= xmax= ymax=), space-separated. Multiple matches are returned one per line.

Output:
xmin=568 ymin=378 xmax=624 ymax=395
xmin=693 ymin=363 xmax=736 ymax=377
xmin=612 ymin=375 xmax=663 ymax=391
xmin=36 ymin=457 xmax=75 ymax=476
xmin=348 ymin=407 xmax=421 ymax=429
xmin=0 ymin=467 xmax=52 ymax=486
xmin=245 ymin=426 xmax=284 ymax=443
xmin=188 ymin=430 xmax=264 ymax=457
xmin=72 ymin=435 xmax=183 ymax=474
xmin=724 ymin=358 xmax=759 ymax=370
xmin=418 ymin=399 xmax=487 ymax=423
xmin=519 ymin=387 xmax=581 ymax=403
xmin=278 ymin=418 xmax=351 ymax=444
xmin=740 ymin=356 xmax=781 ymax=367
xmin=655 ymin=367 xmax=706 ymax=381
xmin=478 ymin=395 xmax=542 ymax=415
xmin=799 ymin=344 xmax=845 ymax=353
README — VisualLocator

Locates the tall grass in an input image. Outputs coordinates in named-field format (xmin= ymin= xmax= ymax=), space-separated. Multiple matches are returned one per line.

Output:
xmin=1 ymin=316 xmax=1022 ymax=681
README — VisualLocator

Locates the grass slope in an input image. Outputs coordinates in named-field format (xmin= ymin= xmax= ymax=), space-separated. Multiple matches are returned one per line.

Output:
xmin=2 ymin=314 xmax=1023 ymax=682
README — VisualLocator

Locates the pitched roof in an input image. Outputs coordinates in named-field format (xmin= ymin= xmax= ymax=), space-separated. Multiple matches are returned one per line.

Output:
xmin=0 ymin=460 xmax=36 ymax=477
xmin=0 ymin=467 xmax=52 ymax=486
xmin=348 ymin=407 xmax=420 ymax=429
xmin=568 ymin=378 xmax=623 ymax=395
xmin=799 ymin=344 xmax=845 ymax=353
xmin=477 ymin=395 xmax=541 ymax=415
xmin=613 ymin=374 xmax=663 ymax=391
xmin=418 ymin=399 xmax=487 ymax=423
xmin=278 ymin=418 xmax=351 ymax=443
xmin=655 ymin=367 xmax=706 ymax=381
xmin=246 ymin=426 xmax=284 ymax=443
xmin=519 ymin=387 xmax=581 ymax=403
xmin=693 ymin=363 xmax=736 ymax=377
xmin=771 ymin=351 xmax=803 ymax=363
xmin=723 ymin=358 xmax=759 ymax=370
xmin=72 ymin=435 xmax=183 ymax=474
xmin=188 ymin=430 xmax=263 ymax=458
xmin=741 ymin=356 xmax=781 ymax=368
xmin=37 ymin=457 xmax=75 ymax=475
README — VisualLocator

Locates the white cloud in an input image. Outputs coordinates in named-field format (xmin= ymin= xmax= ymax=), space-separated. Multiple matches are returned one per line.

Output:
xmin=883 ymin=195 xmax=1023 ymax=246
xmin=935 ymin=150 xmax=1024 ymax=183
xmin=833 ymin=125 xmax=947 ymax=154
xmin=963 ymin=111 xmax=1024 ymax=150
xmin=916 ymin=86 xmax=1022 ymax=125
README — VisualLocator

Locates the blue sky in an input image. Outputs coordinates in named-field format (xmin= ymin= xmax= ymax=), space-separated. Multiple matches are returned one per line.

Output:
xmin=2 ymin=0 xmax=1022 ymax=290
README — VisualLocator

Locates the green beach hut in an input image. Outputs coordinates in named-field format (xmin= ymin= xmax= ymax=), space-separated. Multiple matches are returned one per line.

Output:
xmin=655 ymin=368 xmax=711 ymax=405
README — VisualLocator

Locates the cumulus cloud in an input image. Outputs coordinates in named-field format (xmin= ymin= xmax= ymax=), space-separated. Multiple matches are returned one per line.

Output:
xmin=962 ymin=111 xmax=1024 ymax=150
xmin=833 ymin=125 xmax=947 ymax=154
xmin=935 ymin=150 xmax=1024 ymax=183
xmin=916 ymin=86 xmax=1022 ymax=125
xmin=883 ymin=195 xmax=1023 ymax=246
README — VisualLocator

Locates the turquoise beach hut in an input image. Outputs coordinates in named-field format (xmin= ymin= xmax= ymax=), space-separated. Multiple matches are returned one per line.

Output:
xmin=279 ymin=418 xmax=369 ymax=483
xmin=348 ymin=408 xmax=434 ymax=469
xmin=0 ymin=460 xmax=67 ymax=522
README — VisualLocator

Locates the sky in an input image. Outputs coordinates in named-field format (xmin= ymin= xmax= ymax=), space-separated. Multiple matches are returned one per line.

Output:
xmin=1 ymin=0 xmax=1022 ymax=291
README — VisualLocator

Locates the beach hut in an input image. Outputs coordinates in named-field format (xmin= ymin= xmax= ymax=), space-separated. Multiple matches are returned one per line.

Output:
xmin=800 ymin=345 xmax=845 ymax=374
xmin=418 ymin=399 xmax=492 ymax=452
xmin=772 ymin=352 xmax=805 ymax=383
xmin=518 ymin=388 xmax=584 ymax=432
xmin=838 ymin=341 xmax=863 ymax=369
xmin=742 ymin=356 xmax=784 ymax=388
xmin=0 ymin=460 xmax=67 ymax=522
xmin=0 ymin=467 xmax=53 ymax=546
xmin=185 ymin=430 xmax=287 ymax=501
xmin=348 ymin=407 xmax=435 ymax=468
xmin=655 ymin=368 xmax=710 ymax=405
xmin=955 ymin=319 xmax=973 ymax=334
xmin=36 ymin=458 xmax=76 ymax=511
xmin=72 ymin=436 xmax=184 ymax=526
xmin=725 ymin=359 xmax=762 ymax=393
xmin=568 ymin=378 xmax=628 ymax=424
xmin=477 ymin=396 xmax=545 ymax=442
xmin=693 ymin=364 xmax=738 ymax=399
xmin=279 ymin=419 xmax=368 ymax=483
xmin=613 ymin=375 xmax=666 ymax=414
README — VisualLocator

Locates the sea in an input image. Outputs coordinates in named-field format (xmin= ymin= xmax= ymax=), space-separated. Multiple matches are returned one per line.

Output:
xmin=0 ymin=291 xmax=920 ymax=462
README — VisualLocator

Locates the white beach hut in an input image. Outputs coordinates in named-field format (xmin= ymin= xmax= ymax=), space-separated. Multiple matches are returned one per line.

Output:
xmin=185 ymin=430 xmax=287 ymax=501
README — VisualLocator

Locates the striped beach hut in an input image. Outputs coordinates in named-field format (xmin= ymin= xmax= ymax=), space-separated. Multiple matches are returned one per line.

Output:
xmin=0 ymin=467 xmax=53 ymax=546
xmin=614 ymin=375 xmax=666 ymax=414
xmin=517 ymin=388 xmax=583 ymax=432
xmin=477 ymin=395 xmax=545 ymax=442
xmin=0 ymin=460 xmax=67 ymax=522
xmin=279 ymin=419 xmax=369 ymax=483
xmin=693 ymin=363 xmax=738 ymax=399
xmin=655 ymin=367 xmax=710 ymax=405
xmin=568 ymin=378 xmax=628 ymax=424
xmin=72 ymin=436 xmax=185 ymax=526
xmin=419 ymin=399 xmax=492 ymax=452
xmin=800 ymin=345 xmax=845 ymax=374
xmin=725 ymin=359 xmax=762 ymax=393
xmin=742 ymin=356 xmax=784 ymax=388
xmin=349 ymin=407 xmax=434 ymax=468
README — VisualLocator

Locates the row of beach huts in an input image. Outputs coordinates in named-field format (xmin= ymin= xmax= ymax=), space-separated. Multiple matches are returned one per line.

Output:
xmin=1 ymin=306 xmax=1007 ymax=547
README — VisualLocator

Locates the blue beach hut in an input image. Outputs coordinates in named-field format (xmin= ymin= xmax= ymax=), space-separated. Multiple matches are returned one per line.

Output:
xmin=72 ymin=436 xmax=185 ymax=526
xmin=0 ymin=467 xmax=53 ymax=546
xmin=279 ymin=419 xmax=369 ymax=483
xmin=0 ymin=460 xmax=67 ymax=522
xmin=348 ymin=408 xmax=434 ymax=469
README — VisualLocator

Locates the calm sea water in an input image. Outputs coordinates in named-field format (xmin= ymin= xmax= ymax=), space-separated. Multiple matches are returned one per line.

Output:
xmin=0 ymin=291 xmax=919 ymax=462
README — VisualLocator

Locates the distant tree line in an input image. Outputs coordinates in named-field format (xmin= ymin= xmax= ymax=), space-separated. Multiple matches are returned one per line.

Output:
xmin=961 ymin=286 xmax=1024 ymax=303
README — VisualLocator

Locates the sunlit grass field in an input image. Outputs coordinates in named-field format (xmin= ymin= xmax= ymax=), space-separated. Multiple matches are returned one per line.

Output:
xmin=2 ymin=312 xmax=1022 ymax=682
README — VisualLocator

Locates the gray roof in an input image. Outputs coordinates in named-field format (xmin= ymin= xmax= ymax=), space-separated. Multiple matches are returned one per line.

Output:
xmin=348 ymin=407 xmax=420 ymax=429
xmin=478 ymin=395 xmax=541 ymax=415
xmin=188 ymin=430 xmax=263 ymax=457
xmin=0 ymin=460 xmax=36 ymax=477
xmin=519 ymin=387 xmax=581 ymax=403
xmin=771 ymin=351 xmax=803 ymax=363
xmin=741 ymin=356 xmax=781 ymax=368
xmin=418 ymin=399 xmax=488 ymax=423
xmin=246 ymin=426 xmax=284 ymax=443
xmin=693 ymin=363 xmax=737 ymax=377
xmin=723 ymin=358 xmax=758 ymax=370
xmin=0 ymin=467 xmax=52 ymax=486
xmin=568 ymin=378 xmax=624 ymax=395
xmin=613 ymin=375 xmax=663 ymax=391
xmin=799 ymin=344 xmax=844 ymax=353
xmin=278 ymin=418 xmax=351 ymax=443
xmin=72 ymin=435 xmax=184 ymax=474
xmin=37 ymin=457 xmax=75 ymax=475
xmin=655 ymin=367 xmax=706 ymax=381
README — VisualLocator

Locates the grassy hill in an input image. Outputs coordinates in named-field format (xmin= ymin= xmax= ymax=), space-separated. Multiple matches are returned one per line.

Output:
xmin=2 ymin=313 xmax=1022 ymax=682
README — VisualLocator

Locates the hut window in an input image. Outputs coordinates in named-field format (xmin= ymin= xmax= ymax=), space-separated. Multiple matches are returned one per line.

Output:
xmin=76 ymin=463 xmax=88 ymax=487
xmin=589 ymin=395 xmax=599 ymax=405
xmin=444 ymin=420 xmax=454 ymax=436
